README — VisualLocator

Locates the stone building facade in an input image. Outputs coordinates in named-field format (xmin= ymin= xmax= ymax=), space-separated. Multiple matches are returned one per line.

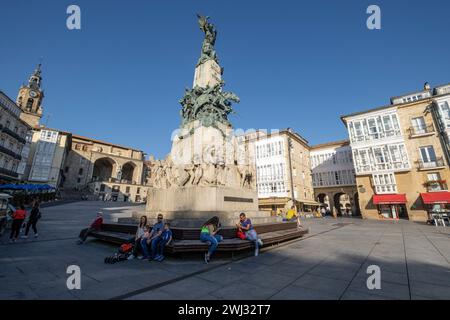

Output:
xmin=2 ymin=64 xmax=149 ymax=202
xmin=245 ymin=129 xmax=318 ymax=215
xmin=62 ymin=134 xmax=147 ymax=202
xmin=342 ymin=83 xmax=450 ymax=222
xmin=0 ymin=91 xmax=31 ymax=182
xmin=310 ymin=140 xmax=359 ymax=217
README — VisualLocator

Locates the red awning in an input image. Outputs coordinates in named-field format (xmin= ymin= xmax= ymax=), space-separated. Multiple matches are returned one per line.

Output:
xmin=420 ymin=192 xmax=450 ymax=204
xmin=373 ymin=194 xmax=407 ymax=205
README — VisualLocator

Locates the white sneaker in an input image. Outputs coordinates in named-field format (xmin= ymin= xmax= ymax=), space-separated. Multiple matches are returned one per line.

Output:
xmin=9 ymin=239 xmax=14 ymax=244
xmin=34 ymin=233 xmax=39 ymax=238
xmin=137 ymin=256 xmax=144 ymax=260
xmin=257 ymin=239 xmax=263 ymax=247
xmin=127 ymin=255 xmax=135 ymax=260
xmin=21 ymin=235 xmax=28 ymax=239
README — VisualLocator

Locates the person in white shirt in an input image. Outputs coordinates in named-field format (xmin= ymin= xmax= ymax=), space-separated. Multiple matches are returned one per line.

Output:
xmin=128 ymin=216 xmax=148 ymax=260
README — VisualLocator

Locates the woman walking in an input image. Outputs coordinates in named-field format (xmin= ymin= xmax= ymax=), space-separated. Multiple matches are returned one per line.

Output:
xmin=9 ymin=205 xmax=27 ymax=243
xmin=200 ymin=216 xmax=223 ymax=264
xmin=23 ymin=202 xmax=41 ymax=238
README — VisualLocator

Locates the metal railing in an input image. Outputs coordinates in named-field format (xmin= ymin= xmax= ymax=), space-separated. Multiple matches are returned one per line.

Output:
xmin=0 ymin=167 xmax=19 ymax=178
xmin=426 ymin=182 xmax=448 ymax=192
xmin=2 ymin=127 xmax=27 ymax=144
xmin=417 ymin=156 xmax=446 ymax=169
xmin=408 ymin=124 xmax=434 ymax=137
xmin=0 ymin=145 xmax=22 ymax=160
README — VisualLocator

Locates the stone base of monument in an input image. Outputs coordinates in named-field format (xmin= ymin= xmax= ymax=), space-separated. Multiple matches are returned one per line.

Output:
xmin=141 ymin=186 xmax=280 ymax=227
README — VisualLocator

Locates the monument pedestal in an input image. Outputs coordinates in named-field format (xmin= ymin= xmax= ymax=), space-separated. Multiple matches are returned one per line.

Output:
xmin=143 ymin=186 xmax=278 ymax=227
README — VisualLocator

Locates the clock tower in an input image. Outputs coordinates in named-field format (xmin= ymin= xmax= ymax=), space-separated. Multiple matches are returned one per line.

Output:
xmin=17 ymin=64 xmax=44 ymax=127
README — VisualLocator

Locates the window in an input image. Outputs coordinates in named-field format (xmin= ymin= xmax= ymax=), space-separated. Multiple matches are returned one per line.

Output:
xmin=349 ymin=113 xmax=401 ymax=143
xmin=440 ymin=102 xmax=450 ymax=128
xmin=137 ymin=187 xmax=141 ymax=194
xmin=353 ymin=143 xmax=409 ymax=174
xmin=334 ymin=171 xmax=341 ymax=184
xmin=373 ymin=173 xmax=397 ymax=194
xmin=411 ymin=117 xmax=426 ymax=134
xmin=427 ymin=173 xmax=443 ymax=191
xmin=353 ymin=121 xmax=364 ymax=140
xmin=367 ymin=118 xmax=381 ymax=139
xmin=65 ymin=166 xmax=69 ymax=173
xmin=77 ymin=178 xmax=81 ymax=183
xmin=78 ymin=168 xmax=83 ymax=175
xmin=419 ymin=146 xmax=437 ymax=165
xmin=126 ymin=186 xmax=131 ymax=193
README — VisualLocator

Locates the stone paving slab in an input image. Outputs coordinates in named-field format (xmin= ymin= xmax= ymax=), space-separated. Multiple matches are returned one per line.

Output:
xmin=1 ymin=201 xmax=449 ymax=300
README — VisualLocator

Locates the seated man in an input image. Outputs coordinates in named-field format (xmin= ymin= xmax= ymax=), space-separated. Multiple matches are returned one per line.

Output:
xmin=154 ymin=222 xmax=173 ymax=262
xmin=77 ymin=212 xmax=103 ymax=244
xmin=140 ymin=213 xmax=164 ymax=260
xmin=236 ymin=212 xmax=263 ymax=256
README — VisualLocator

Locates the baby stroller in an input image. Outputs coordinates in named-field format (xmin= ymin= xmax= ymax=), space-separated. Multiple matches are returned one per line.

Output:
xmin=104 ymin=243 xmax=134 ymax=264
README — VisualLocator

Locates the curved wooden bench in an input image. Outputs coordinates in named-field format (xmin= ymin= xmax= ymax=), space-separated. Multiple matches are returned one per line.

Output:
xmin=165 ymin=228 xmax=308 ymax=253
xmin=87 ymin=222 xmax=308 ymax=253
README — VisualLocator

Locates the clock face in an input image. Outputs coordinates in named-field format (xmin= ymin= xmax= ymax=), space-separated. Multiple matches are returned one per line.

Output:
xmin=29 ymin=90 xmax=38 ymax=98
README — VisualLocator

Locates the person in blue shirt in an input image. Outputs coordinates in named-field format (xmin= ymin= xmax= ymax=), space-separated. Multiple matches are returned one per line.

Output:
xmin=236 ymin=212 xmax=263 ymax=256
xmin=154 ymin=222 xmax=173 ymax=261
xmin=141 ymin=213 xmax=164 ymax=260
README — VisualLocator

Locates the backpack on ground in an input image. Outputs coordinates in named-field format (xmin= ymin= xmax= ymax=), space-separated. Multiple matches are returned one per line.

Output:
xmin=119 ymin=243 xmax=133 ymax=254
xmin=104 ymin=242 xmax=134 ymax=264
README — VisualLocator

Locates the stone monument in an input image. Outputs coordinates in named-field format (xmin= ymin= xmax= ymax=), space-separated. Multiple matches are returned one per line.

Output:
xmin=144 ymin=15 xmax=278 ymax=227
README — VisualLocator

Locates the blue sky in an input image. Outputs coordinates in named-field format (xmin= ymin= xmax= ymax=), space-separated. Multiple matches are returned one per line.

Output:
xmin=1 ymin=0 xmax=450 ymax=159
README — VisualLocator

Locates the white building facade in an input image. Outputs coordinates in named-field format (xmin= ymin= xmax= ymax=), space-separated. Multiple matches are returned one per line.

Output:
xmin=433 ymin=84 xmax=450 ymax=164
xmin=254 ymin=135 xmax=288 ymax=198
xmin=311 ymin=142 xmax=355 ymax=188
xmin=346 ymin=107 xmax=411 ymax=195
xmin=310 ymin=140 xmax=359 ymax=216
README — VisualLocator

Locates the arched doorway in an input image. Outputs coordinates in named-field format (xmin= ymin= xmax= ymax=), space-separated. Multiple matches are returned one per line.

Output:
xmin=317 ymin=193 xmax=331 ymax=216
xmin=92 ymin=157 xmax=116 ymax=182
xmin=334 ymin=192 xmax=351 ymax=216
xmin=121 ymin=162 xmax=136 ymax=183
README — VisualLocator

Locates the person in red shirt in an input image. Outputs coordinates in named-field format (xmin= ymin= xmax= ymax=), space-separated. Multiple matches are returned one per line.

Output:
xmin=77 ymin=212 xmax=103 ymax=244
xmin=9 ymin=205 xmax=27 ymax=243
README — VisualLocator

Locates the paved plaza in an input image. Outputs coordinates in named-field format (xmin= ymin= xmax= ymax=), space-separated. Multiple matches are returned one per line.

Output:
xmin=0 ymin=201 xmax=449 ymax=300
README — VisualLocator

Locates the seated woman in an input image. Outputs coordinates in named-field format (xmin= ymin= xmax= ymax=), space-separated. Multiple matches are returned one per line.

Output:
xmin=200 ymin=216 xmax=223 ymax=264
xmin=128 ymin=215 xmax=147 ymax=260
xmin=236 ymin=212 xmax=263 ymax=256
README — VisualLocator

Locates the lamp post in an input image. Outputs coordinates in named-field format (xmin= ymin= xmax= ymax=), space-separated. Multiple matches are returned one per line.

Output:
xmin=287 ymin=136 xmax=295 ymax=210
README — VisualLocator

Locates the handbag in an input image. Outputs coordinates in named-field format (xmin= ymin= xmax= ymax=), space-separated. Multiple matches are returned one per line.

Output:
xmin=236 ymin=230 xmax=246 ymax=240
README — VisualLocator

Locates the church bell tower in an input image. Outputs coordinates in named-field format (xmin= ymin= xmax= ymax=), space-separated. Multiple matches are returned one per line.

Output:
xmin=17 ymin=64 xmax=44 ymax=127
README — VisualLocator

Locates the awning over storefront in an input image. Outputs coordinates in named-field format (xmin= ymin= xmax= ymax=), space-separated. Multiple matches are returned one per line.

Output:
xmin=373 ymin=194 xmax=407 ymax=205
xmin=420 ymin=192 xmax=450 ymax=204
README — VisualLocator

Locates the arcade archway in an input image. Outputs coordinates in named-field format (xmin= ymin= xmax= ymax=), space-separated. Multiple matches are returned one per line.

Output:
xmin=92 ymin=157 xmax=116 ymax=181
